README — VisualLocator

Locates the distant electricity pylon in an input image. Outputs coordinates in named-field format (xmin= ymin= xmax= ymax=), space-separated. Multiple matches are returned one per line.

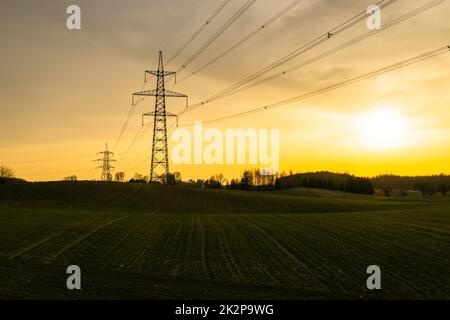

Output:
xmin=95 ymin=143 xmax=115 ymax=181
xmin=133 ymin=51 xmax=188 ymax=183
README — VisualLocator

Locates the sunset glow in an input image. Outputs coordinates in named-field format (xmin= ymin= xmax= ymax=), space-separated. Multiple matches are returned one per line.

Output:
xmin=358 ymin=108 xmax=411 ymax=150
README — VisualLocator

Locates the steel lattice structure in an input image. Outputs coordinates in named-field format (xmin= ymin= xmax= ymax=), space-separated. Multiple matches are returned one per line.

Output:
xmin=95 ymin=143 xmax=115 ymax=181
xmin=133 ymin=51 xmax=187 ymax=183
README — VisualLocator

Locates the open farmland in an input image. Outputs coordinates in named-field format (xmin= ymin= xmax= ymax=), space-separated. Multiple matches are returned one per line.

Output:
xmin=0 ymin=182 xmax=449 ymax=299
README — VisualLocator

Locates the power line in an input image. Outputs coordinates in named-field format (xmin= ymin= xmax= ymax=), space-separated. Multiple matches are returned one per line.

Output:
xmin=175 ymin=0 xmax=259 ymax=73
xmin=177 ymin=0 xmax=306 ymax=84
xmin=118 ymin=147 xmax=151 ymax=168
xmin=116 ymin=123 xmax=150 ymax=165
xmin=180 ymin=0 xmax=399 ymax=115
xmin=178 ymin=45 xmax=450 ymax=126
xmin=112 ymin=101 xmax=137 ymax=151
xmin=111 ymin=81 xmax=147 ymax=151
xmin=167 ymin=0 xmax=232 ymax=65
xmin=124 ymin=155 xmax=151 ymax=175
xmin=214 ymin=0 xmax=449 ymax=99
xmin=112 ymin=58 xmax=162 ymax=151
xmin=165 ymin=0 xmax=209 ymax=49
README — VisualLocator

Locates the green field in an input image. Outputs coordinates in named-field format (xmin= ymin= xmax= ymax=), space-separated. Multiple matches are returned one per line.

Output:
xmin=0 ymin=182 xmax=449 ymax=299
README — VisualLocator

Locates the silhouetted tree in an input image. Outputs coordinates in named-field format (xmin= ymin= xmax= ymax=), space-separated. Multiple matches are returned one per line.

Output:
xmin=275 ymin=178 xmax=281 ymax=190
xmin=438 ymin=184 xmax=448 ymax=196
xmin=253 ymin=169 xmax=261 ymax=186
xmin=416 ymin=182 xmax=436 ymax=197
xmin=115 ymin=172 xmax=126 ymax=182
xmin=240 ymin=170 xmax=254 ymax=190
xmin=166 ymin=172 xmax=182 ymax=185
xmin=0 ymin=165 xmax=15 ymax=183
xmin=129 ymin=173 xmax=146 ymax=183
xmin=134 ymin=173 xmax=144 ymax=180
xmin=212 ymin=173 xmax=225 ymax=185
xmin=382 ymin=186 xmax=392 ymax=198
xmin=228 ymin=179 xmax=240 ymax=190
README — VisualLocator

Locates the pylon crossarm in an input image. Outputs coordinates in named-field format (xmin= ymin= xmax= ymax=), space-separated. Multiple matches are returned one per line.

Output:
xmin=166 ymin=113 xmax=179 ymax=127
xmin=165 ymin=90 xmax=188 ymax=98
xmin=133 ymin=90 xmax=157 ymax=97
xmin=133 ymin=90 xmax=187 ymax=98
xmin=145 ymin=70 xmax=175 ymax=80
xmin=142 ymin=112 xmax=156 ymax=126
xmin=142 ymin=112 xmax=178 ymax=125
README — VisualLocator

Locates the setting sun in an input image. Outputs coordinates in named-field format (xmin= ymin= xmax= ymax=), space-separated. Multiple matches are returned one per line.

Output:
xmin=358 ymin=108 xmax=410 ymax=150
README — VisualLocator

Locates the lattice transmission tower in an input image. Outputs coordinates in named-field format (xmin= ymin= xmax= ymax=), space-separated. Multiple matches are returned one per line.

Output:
xmin=133 ymin=51 xmax=187 ymax=183
xmin=95 ymin=143 xmax=115 ymax=181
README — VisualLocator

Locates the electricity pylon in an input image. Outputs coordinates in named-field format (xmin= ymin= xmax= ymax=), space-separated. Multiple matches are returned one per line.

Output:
xmin=133 ymin=51 xmax=188 ymax=183
xmin=95 ymin=143 xmax=115 ymax=181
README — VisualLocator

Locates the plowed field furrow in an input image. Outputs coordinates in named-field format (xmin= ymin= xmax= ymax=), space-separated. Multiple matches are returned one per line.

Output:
xmin=309 ymin=215 xmax=448 ymax=296
xmin=44 ymin=217 xmax=126 ymax=263
xmin=290 ymin=216 xmax=440 ymax=297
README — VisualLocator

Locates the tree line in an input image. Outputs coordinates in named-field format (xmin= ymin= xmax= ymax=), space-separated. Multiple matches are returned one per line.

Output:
xmin=184 ymin=170 xmax=450 ymax=197
xmin=372 ymin=174 xmax=450 ymax=196
xmin=277 ymin=171 xmax=375 ymax=195
xmin=181 ymin=170 xmax=374 ymax=195
xmin=2 ymin=163 xmax=449 ymax=197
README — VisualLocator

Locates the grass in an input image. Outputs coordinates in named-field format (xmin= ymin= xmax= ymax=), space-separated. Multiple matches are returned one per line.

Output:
xmin=0 ymin=181 xmax=449 ymax=299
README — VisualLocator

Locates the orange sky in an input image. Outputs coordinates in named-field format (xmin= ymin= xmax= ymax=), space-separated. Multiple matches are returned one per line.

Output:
xmin=0 ymin=0 xmax=449 ymax=181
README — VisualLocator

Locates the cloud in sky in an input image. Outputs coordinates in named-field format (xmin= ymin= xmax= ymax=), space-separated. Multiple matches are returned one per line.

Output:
xmin=0 ymin=0 xmax=449 ymax=180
